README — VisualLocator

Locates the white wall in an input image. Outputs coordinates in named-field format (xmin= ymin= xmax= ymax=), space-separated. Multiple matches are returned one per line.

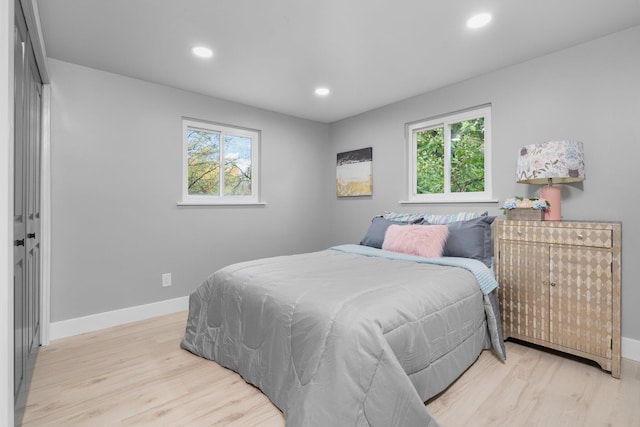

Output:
xmin=327 ymin=26 xmax=640 ymax=341
xmin=48 ymin=59 xmax=332 ymax=322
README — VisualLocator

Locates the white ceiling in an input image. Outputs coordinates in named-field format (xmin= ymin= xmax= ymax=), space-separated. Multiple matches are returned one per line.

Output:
xmin=36 ymin=0 xmax=640 ymax=123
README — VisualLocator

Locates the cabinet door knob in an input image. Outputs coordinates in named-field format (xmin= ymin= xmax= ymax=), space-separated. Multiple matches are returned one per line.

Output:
xmin=543 ymin=281 xmax=549 ymax=286
xmin=15 ymin=239 xmax=25 ymax=247
xmin=27 ymin=233 xmax=36 ymax=239
xmin=550 ymin=282 xmax=557 ymax=287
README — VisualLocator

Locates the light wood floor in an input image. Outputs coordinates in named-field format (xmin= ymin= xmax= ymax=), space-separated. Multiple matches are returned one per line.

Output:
xmin=23 ymin=311 xmax=640 ymax=427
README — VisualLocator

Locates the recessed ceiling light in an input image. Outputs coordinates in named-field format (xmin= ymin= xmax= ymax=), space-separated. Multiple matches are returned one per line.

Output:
xmin=192 ymin=46 xmax=213 ymax=58
xmin=315 ymin=87 xmax=330 ymax=96
xmin=466 ymin=13 xmax=492 ymax=29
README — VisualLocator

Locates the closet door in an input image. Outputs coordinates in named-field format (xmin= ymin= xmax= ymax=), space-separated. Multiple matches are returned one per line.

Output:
xmin=14 ymin=0 xmax=43 ymax=423
xmin=25 ymin=34 xmax=42 ymax=369
xmin=13 ymin=0 xmax=27 ymax=407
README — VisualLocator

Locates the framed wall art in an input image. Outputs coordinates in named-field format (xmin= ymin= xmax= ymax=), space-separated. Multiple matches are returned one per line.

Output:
xmin=336 ymin=147 xmax=372 ymax=197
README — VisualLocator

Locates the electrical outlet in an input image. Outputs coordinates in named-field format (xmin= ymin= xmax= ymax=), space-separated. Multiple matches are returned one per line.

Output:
xmin=162 ymin=273 xmax=172 ymax=287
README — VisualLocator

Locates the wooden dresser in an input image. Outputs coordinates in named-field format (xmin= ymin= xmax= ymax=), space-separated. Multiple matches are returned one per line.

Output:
xmin=494 ymin=219 xmax=621 ymax=378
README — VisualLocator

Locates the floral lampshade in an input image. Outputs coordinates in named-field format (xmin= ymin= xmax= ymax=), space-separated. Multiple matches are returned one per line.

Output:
xmin=516 ymin=141 xmax=585 ymax=221
xmin=517 ymin=141 xmax=585 ymax=184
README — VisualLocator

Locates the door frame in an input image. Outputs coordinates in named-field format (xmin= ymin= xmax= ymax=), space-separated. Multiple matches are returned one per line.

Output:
xmin=1 ymin=1 xmax=17 ymax=425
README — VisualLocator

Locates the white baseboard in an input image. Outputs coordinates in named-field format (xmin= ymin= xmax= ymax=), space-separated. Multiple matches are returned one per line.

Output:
xmin=49 ymin=296 xmax=189 ymax=341
xmin=622 ymin=336 xmax=640 ymax=362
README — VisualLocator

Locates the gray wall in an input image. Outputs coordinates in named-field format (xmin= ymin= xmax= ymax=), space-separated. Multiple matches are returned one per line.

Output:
xmin=49 ymin=59 xmax=332 ymax=322
xmin=50 ymin=26 xmax=640 ymax=342
xmin=327 ymin=26 xmax=640 ymax=340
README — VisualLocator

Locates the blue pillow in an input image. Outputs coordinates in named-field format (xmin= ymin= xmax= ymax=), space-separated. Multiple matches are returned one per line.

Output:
xmin=435 ymin=216 xmax=496 ymax=267
xmin=360 ymin=217 xmax=419 ymax=249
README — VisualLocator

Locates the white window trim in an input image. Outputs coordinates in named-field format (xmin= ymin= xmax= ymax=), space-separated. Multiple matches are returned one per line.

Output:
xmin=402 ymin=105 xmax=494 ymax=204
xmin=179 ymin=118 xmax=263 ymax=206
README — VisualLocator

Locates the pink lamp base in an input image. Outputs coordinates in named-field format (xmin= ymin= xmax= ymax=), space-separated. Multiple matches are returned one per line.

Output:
xmin=540 ymin=185 xmax=561 ymax=221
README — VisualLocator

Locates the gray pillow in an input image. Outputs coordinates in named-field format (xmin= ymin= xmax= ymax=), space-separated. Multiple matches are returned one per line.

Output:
xmin=360 ymin=216 xmax=419 ymax=249
xmin=436 ymin=216 xmax=496 ymax=267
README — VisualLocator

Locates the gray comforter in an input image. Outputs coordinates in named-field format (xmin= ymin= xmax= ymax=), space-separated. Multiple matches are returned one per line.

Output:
xmin=181 ymin=245 xmax=505 ymax=426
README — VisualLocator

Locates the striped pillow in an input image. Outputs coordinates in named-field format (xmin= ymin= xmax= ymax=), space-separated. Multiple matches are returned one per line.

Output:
xmin=382 ymin=211 xmax=427 ymax=222
xmin=424 ymin=211 xmax=488 ymax=225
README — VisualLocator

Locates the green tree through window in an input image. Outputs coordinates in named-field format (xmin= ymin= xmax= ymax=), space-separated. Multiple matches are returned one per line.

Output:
xmin=408 ymin=106 xmax=491 ymax=202
xmin=416 ymin=127 xmax=444 ymax=194
xmin=450 ymin=118 xmax=485 ymax=193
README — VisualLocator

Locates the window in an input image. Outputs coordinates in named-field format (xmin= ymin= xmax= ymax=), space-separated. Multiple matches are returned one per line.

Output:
xmin=181 ymin=118 xmax=261 ymax=205
xmin=406 ymin=105 xmax=492 ymax=203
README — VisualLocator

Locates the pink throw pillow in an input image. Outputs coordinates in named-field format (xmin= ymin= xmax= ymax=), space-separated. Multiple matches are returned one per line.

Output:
xmin=382 ymin=224 xmax=449 ymax=258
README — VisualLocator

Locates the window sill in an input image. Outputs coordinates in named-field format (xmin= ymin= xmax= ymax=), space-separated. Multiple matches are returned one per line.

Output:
xmin=177 ymin=201 xmax=267 ymax=207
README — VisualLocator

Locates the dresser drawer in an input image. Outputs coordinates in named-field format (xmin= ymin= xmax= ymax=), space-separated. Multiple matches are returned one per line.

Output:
xmin=496 ymin=224 xmax=613 ymax=248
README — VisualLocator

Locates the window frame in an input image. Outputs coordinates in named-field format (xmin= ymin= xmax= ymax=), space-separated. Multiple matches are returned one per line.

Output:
xmin=404 ymin=105 xmax=493 ymax=204
xmin=179 ymin=118 xmax=262 ymax=206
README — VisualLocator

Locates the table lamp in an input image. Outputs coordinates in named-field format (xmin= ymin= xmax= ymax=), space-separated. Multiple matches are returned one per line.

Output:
xmin=516 ymin=141 xmax=585 ymax=221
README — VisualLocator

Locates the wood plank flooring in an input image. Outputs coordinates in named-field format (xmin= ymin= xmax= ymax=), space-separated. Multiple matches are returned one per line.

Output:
xmin=22 ymin=311 xmax=640 ymax=426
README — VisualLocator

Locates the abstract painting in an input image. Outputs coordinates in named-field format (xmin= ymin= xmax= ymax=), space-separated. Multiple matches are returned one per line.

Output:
xmin=336 ymin=147 xmax=372 ymax=197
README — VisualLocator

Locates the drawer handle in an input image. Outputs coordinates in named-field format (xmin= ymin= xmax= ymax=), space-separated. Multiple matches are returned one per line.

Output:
xmin=577 ymin=233 xmax=584 ymax=239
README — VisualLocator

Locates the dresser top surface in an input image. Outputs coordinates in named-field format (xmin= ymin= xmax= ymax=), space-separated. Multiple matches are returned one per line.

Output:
xmin=495 ymin=219 xmax=621 ymax=229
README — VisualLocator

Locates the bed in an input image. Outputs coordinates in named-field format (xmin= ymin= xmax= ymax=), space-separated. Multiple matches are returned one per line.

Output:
xmin=181 ymin=214 xmax=505 ymax=427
